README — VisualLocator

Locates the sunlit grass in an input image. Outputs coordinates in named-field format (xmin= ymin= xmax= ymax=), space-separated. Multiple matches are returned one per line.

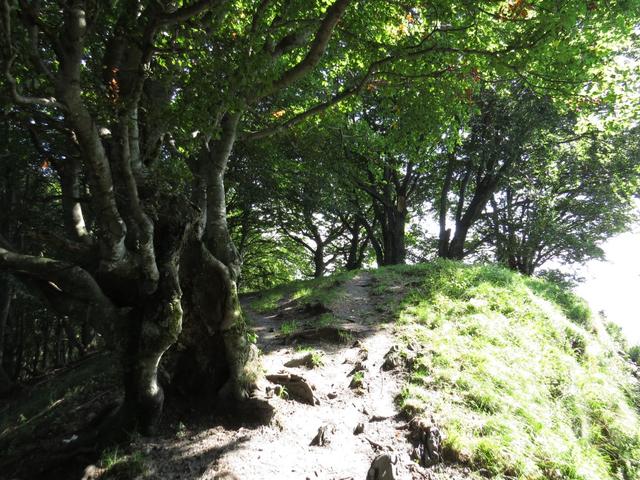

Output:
xmin=99 ymin=447 xmax=148 ymax=479
xmin=249 ymin=270 xmax=358 ymax=313
xmin=372 ymin=260 xmax=640 ymax=480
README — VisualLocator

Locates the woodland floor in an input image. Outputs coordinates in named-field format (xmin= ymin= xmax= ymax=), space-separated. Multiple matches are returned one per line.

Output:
xmin=124 ymin=272 xmax=472 ymax=480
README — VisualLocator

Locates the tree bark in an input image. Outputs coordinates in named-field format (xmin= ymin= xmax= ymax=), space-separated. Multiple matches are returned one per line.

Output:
xmin=377 ymin=205 xmax=406 ymax=265
xmin=119 ymin=262 xmax=183 ymax=434
xmin=170 ymin=112 xmax=262 ymax=407
xmin=438 ymin=154 xmax=455 ymax=258
xmin=344 ymin=218 xmax=368 ymax=270
xmin=0 ymin=277 xmax=12 ymax=394
xmin=313 ymin=242 xmax=325 ymax=278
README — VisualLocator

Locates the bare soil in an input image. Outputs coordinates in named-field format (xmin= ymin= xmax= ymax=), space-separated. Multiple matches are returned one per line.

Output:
xmin=130 ymin=273 xmax=473 ymax=480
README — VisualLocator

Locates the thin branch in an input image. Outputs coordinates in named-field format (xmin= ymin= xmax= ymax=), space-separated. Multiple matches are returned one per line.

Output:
xmin=4 ymin=55 xmax=65 ymax=109
xmin=244 ymin=57 xmax=387 ymax=140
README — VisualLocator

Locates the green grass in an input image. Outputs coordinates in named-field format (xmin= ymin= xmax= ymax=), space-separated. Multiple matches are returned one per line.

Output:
xmin=248 ymin=270 xmax=358 ymax=313
xmin=99 ymin=447 xmax=148 ymax=479
xmin=371 ymin=260 xmax=640 ymax=480
xmin=308 ymin=351 xmax=325 ymax=368
xmin=280 ymin=319 xmax=299 ymax=336
xmin=293 ymin=346 xmax=326 ymax=367
xmin=350 ymin=370 xmax=365 ymax=389
xmin=629 ymin=345 xmax=640 ymax=364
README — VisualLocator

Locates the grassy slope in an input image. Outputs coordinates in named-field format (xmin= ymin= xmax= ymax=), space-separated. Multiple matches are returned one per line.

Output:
xmin=249 ymin=260 xmax=640 ymax=479
xmin=369 ymin=261 xmax=640 ymax=480
xmin=248 ymin=269 xmax=359 ymax=313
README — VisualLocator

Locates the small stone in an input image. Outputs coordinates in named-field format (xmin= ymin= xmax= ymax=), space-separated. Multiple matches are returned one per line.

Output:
xmin=266 ymin=373 xmax=317 ymax=405
xmin=357 ymin=347 xmax=369 ymax=362
xmin=369 ymin=414 xmax=391 ymax=422
xmin=327 ymin=392 xmax=338 ymax=399
xmin=214 ymin=472 xmax=240 ymax=479
xmin=284 ymin=353 xmax=316 ymax=369
xmin=349 ymin=361 xmax=367 ymax=376
xmin=81 ymin=465 xmax=105 ymax=480
xmin=382 ymin=345 xmax=404 ymax=371
xmin=410 ymin=447 xmax=421 ymax=461
xmin=310 ymin=424 xmax=335 ymax=446
xmin=424 ymin=426 xmax=443 ymax=466
xmin=354 ymin=422 xmax=365 ymax=435
xmin=366 ymin=454 xmax=395 ymax=480
xmin=409 ymin=417 xmax=443 ymax=467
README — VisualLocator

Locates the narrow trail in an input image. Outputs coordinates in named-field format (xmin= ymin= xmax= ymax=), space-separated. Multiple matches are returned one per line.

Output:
xmin=208 ymin=272 xmax=419 ymax=479
xmin=138 ymin=273 xmax=436 ymax=479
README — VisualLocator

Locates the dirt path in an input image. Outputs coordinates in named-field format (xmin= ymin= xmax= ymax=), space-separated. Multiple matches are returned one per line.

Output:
xmin=138 ymin=273 xmax=431 ymax=479
xmin=211 ymin=273 xmax=415 ymax=479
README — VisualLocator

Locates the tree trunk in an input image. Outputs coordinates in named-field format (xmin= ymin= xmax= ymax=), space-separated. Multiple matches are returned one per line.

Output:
xmin=345 ymin=220 xmax=367 ymax=270
xmin=446 ymin=176 xmax=500 ymax=260
xmin=54 ymin=318 xmax=64 ymax=368
xmin=438 ymin=154 xmax=455 ymax=258
xmin=167 ymin=112 xmax=264 ymax=414
xmin=380 ymin=206 xmax=406 ymax=265
xmin=447 ymin=225 xmax=468 ymax=260
xmin=12 ymin=313 xmax=24 ymax=381
xmin=362 ymin=218 xmax=384 ymax=267
xmin=116 ymin=259 xmax=183 ymax=435
xmin=40 ymin=318 xmax=53 ymax=372
xmin=81 ymin=308 xmax=95 ymax=351
xmin=0 ymin=277 xmax=12 ymax=394
xmin=313 ymin=242 xmax=325 ymax=278
xmin=62 ymin=317 xmax=86 ymax=358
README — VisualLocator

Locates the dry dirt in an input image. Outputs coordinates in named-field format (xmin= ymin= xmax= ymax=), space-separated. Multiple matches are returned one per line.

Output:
xmin=134 ymin=273 xmax=471 ymax=480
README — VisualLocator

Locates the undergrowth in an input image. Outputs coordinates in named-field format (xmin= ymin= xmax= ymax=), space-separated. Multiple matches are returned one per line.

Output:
xmin=371 ymin=260 xmax=640 ymax=480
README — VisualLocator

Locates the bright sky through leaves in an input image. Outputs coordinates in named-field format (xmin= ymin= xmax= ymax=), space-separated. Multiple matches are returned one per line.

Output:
xmin=576 ymin=205 xmax=640 ymax=345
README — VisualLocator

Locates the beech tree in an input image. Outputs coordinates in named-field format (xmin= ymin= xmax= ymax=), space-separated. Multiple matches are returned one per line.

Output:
xmin=0 ymin=0 xmax=362 ymax=435
xmin=437 ymin=86 xmax=557 ymax=260
xmin=480 ymin=128 xmax=640 ymax=274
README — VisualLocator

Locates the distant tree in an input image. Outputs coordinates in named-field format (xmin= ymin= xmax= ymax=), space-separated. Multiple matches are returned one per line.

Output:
xmin=479 ymin=130 xmax=638 ymax=274
xmin=437 ymin=86 xmax=558 ymax=260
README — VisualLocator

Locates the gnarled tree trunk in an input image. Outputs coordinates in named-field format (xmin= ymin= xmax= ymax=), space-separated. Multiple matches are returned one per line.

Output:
xmin=167 ymin=112 xmax=261 ymax=408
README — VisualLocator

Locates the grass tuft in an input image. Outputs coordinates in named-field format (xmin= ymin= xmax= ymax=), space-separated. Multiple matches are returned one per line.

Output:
xmin=99 ymin=447 xmax=148 ymax=479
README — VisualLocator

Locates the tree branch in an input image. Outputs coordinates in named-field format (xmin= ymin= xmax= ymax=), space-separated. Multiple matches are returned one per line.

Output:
xmin=259 ymin=0 xmax=351 ymax=97
xmin=4 ymin=55 xmax=65 ymax=109
xmin=157 ymin=0 xmax=221 ymax=25
xmin=0 ymin=247 xmax=119 ymax=341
